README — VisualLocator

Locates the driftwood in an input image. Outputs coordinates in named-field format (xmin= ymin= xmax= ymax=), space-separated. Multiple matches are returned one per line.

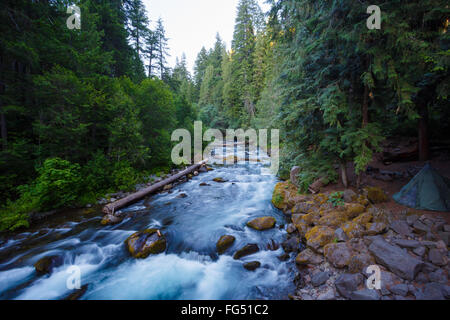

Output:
xmin=103 ymin=159 xmax=209 ymax=215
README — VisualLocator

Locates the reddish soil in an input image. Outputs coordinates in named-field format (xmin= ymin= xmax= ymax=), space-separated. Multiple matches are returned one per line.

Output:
xmin=321 ymin=158 xmax=450 ymax=224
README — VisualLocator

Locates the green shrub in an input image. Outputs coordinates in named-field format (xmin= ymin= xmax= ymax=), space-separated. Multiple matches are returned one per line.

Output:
xmin=110 ymin=161 xmax=141 ymax=191
xmin=328 ymin=192 xmax=345 ymax=208
xmin=32 ymin=158 xmax=82 ymax=211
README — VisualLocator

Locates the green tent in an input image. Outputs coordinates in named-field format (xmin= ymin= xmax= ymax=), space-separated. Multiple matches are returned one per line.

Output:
xmin=393 ymin=163 xmax=450 ymax=212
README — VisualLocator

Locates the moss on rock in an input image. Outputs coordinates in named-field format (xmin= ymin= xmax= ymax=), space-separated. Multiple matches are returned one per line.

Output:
xmin=247 ymin=217 xmax=276 ymax=231
xmin=364 ymin=187 xmax=388 ymax=204
xmin=305 ymin=226 xmax=335 ymax=251
xmin=216 ymin=235 xmax=236 ymax=254
xmin=125 ymin=229 xmax=167 ymax=259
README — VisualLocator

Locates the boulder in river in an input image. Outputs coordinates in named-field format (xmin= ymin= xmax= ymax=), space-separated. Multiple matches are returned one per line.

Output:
xmin=233 ymin=244 xmax=259 ymax=260
xmin=246 ymin=217 xmax=276 ymax=231
xmin=101 ymin=214 xmax=123 ymax=226
xmin=216 ymin=235 xmax=236 ymax=254
xmin=125 ymin=229 xmax=167 ymax=259
xmin=213 ymin=177 xmax=228 ymax=183
xmin=34 ymin=255 xmax=64 ymax=274
xmin=243 ymin=261 xmax=261 ymax=271
xmin=64 ymin=284 xmax=89 ymax=300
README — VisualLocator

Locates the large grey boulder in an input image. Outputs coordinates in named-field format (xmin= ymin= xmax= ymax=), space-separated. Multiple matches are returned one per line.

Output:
xmin=368 ymin=238 xmax=424 ymax=280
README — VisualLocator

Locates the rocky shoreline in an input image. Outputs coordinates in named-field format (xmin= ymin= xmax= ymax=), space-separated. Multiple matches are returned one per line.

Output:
xmin=272 ymin=179 xmax=450 ymax=300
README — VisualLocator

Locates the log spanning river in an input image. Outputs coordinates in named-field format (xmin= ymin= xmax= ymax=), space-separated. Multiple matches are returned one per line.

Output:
xmin=0 ymin=143 xmax=295 ymax=300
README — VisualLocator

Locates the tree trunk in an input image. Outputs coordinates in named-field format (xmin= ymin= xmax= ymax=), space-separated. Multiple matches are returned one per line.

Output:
xmin=418 ymin=102 xmax=430 ymax=161
xmin=362 ymin=84 xmax=369 ymax=128
xmin=340 ymin=161 xmax=348 ymax=188
xmin=0 ymin=111 xmax=6 ymax=150
xmin=357 ymin=84 xmax=370 ymax=189
xmin=103 ymin=159 xmax=208 ymax=215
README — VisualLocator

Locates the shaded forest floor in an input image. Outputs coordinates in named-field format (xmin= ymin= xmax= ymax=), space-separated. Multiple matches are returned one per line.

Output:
xmin=322 ymin=154 xmax=450 ymax=223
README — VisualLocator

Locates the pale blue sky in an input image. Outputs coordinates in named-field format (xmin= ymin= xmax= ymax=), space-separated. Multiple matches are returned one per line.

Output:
xmin=143 ymin=0 xmax=269 ymax=74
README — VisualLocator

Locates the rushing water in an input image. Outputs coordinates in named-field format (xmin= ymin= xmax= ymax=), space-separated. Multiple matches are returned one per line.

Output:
xmin=0 ymin=143 xmax=295 ymax=300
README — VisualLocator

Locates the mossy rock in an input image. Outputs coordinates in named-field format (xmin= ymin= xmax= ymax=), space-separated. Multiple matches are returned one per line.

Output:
xmin=365 ymin=222 xmax=388 ymax=236
xmin=345 ymin=203 xmax=366 ymax=219
xmin=272 ymin=182 xmax=286 ymax=209
xmin=305 ymin=226 xmax=335 ymax=251
xmin=364 ymin=187 xmax=388 ymax=204
xmin=300 ymin=212 xmax=321 ymax=226
xmin=243 ymin=261 xmax=261 ymax=271
xmin=247 ymin=217 xmax=276 ymax=231
xmin=216 ymin=235 xmax=236 ymax=254
xmin=342 ymin=221 xmax=365 ymax=239
xmin=233 ymin=244 xmax=259 ymax=260
xmin=213 ymin=177 xmax=228 ymax=183
xmin=34 ymin=255 xmax=64 ymax=274
xmin=295 ymin=223 xmax=310 ymax=238
xmin=101 ymin=214 xmax=123 ymax=226
xmin=353 ymin=212 xmax=373 ymax=225
xmin=125 ymin=229 xmax=167 ymax=259
xmin=318 ymin=211 xmax=348 ymax=228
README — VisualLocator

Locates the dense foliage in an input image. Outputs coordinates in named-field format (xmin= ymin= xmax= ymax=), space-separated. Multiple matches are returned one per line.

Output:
xmin=194 ymin=0 xmax=449 ymax=190
xmin=1 ymin=0 xmax=448 ymax=231
xmin=0 ymin=0 xmax=196 ymax=231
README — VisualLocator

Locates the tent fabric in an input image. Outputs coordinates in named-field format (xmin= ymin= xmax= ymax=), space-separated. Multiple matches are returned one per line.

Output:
xmin=393 ymin=163 xmax=450 ymax=212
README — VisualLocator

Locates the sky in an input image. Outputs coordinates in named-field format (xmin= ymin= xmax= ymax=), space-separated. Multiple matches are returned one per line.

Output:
xmin=142 ymin=0 xmax=270 ymax=74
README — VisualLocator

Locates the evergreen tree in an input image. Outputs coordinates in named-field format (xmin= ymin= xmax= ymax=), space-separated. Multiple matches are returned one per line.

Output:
xmin=154 ymin=18 xmax=170 ymax=80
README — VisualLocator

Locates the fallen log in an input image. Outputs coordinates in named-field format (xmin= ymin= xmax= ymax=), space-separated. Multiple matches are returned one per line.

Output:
xmin=103 ymin=159 xmax=209 ymax=215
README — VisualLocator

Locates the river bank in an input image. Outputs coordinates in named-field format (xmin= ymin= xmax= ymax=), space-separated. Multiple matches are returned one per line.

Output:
xmin=273 ymin=179 xmax=450 ymax=300
xmin=0 ymin=143 xmax=295 ymax=300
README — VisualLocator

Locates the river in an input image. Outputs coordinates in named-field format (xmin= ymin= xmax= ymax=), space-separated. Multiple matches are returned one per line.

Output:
xmin=0 ymin=142 xmax=295 ymax=300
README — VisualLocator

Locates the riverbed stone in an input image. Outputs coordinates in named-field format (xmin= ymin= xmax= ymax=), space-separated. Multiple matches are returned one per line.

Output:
xmin=334 ymin=228 xmax=348 ymax=242
xmin=365 ymin=222 xmax=387 ymax=236
xmin=216 ymin=235 xmax=236 ymax=254
xmin=317 ymin=287 xmax=336 ymax=300
xmin=213 ymin=177 xmax=228 ymax=183
xmin=368 ymin=238 xmax=424 ymax=280
xmin=390 ymin=220 xmax=412 ymax=236
xmin=243 ymin=261 xmax=261 ymax=271
xmin=394 ymin=239 xmax=421 ymax=249
xmin=295 ymin=248 xmax=324 ymax=265
xmin=428 ymin=269 xmax=447 ymax=284
xmin=125 ymin=229 xmax=167 ymax=259
xmin=324 ymin=242 xmax=352 ymax=268
xmin=282 ymin=237 xmax=299 ymax=253
xmin=101 ymin=214 xmax=123 ymax=226
xmin=34 ymin=255 xmax=64 ymax=274
xmin=247 ymin=217 xmax=276 ymax=231
xmin=286 ymin=224 xmax=297 ymax=234
xmin=233 ymin=244 xmax=259 ymax=260
xmin=390 ymin=284 xmax=409 ymax=296
xmin=64 ymin=284 xmax=89 ymax=300
xmin=311 ymin=272 xmax=330 ymax=287
xmin=335 ymin=273 xmax=364 ymax=299
xmin=428 ymin=249 xmax=448 ymax=266
xmin=351 ymin=288 xmax=381 ymax=300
